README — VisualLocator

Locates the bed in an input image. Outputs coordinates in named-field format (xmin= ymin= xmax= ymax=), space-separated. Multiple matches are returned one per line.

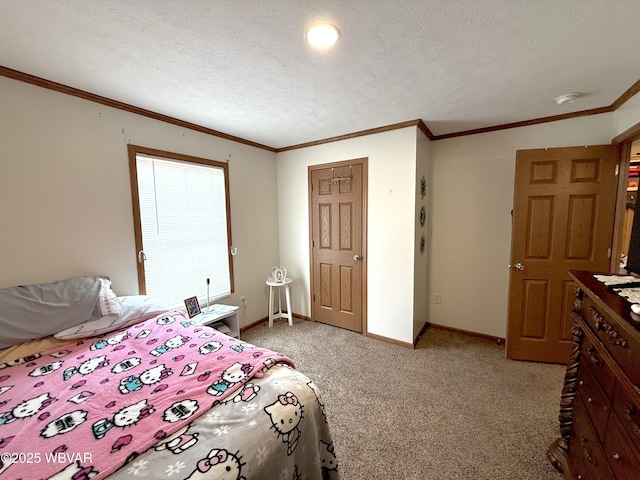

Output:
xmin=0 ymin=276 xmax=340 ymax=479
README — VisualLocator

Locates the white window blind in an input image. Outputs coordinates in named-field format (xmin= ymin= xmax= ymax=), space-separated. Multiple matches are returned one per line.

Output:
xmin=136 ymin=153 xmax=231 ymax=309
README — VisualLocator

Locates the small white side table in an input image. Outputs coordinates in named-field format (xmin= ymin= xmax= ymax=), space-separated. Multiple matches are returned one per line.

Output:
xmin=190 ymin=304 xmax=240 ymax=338
xmin=266 ymin=278 xmax=293 ymax=327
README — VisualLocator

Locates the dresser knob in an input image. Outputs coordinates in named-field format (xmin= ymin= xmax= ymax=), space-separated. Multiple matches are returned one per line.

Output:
xmin=587 ymin=397 xmax=593 ymax=403
xmin=579 ymin=380 xmax=584 ymax=386
xmin=589 ymin=354 xmax=603 ymax=367
xmin=613 ymin=453 xmax=621 ymax=461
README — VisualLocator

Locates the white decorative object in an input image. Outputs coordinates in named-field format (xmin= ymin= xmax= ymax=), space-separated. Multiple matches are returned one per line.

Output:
xmin=271 ymin=266 xmax=287 ymax=283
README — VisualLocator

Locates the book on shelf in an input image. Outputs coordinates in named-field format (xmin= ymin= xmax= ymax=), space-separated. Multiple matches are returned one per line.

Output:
xmin=210 ymin=321 xmax=231 ymax=335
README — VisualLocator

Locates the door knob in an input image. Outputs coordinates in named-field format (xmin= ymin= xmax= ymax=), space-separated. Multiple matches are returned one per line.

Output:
xmin=353 ymin=254 xmax=361 ymax=261
xmin=512 ymin=262 xmax=524 ymax=271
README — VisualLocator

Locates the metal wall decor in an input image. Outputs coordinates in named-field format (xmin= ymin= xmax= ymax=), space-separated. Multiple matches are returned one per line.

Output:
xmin=418 ymin=174 xmax=427 ymax=254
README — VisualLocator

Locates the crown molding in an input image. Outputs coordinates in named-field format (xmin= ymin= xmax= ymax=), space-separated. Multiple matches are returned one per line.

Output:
xmin=275 ymin=119 xmax=432 ymax=152
xmin=0 ymin=66 xmax=276 ymax=152
xmin=2 ymin=65 xmax=638 ymax=152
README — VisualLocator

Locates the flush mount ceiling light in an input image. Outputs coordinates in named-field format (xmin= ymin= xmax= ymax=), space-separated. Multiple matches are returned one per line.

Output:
xmin=555 ymin=92 xmax=581 ymax=105
xmin=305 ymin=23 xmax=340 ymax=48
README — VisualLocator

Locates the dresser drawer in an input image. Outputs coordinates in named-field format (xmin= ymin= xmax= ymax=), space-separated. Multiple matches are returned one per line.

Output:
xmin=568 ymin=394 xmax=614 ymax=480
xmin=603 ymin=413 xmax=640 ymax=480
xmin=580 ymin=330 xmax=616 ymax=398
xmin=611 ymin=381 xmax=640 ymax=450
xmin=576 ymin=362 xmax=610 ymax=442
xmin=583 ymin=297 xmax=636 ymax=384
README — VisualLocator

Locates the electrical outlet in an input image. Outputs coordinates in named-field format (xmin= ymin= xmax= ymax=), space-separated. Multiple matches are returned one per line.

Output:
xmin=434 ymin=293 xmax=442 ymax=304
xmin=240 ymin=296 xmax=247 ymax=305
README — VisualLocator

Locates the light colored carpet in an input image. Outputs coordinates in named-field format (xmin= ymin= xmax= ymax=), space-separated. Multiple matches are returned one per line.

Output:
xmin=242 ymin=319 xmax=566 ymax=480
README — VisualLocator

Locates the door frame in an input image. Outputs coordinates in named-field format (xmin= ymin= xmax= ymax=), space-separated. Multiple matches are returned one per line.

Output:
xmin=308 ymin=158 xmax=368 ymax=334
xmin=611 ymin=122 xmax=640 ymax=271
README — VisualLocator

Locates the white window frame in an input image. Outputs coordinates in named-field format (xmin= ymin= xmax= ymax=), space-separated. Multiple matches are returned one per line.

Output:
xmin=128 ymin=145 xmax=234 ymax=308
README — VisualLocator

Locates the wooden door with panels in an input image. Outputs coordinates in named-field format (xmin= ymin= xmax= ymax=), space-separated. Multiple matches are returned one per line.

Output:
xmin=309 ymin=159 xmax=367 ymax=333
xmin=507 ymin=145 xmax=620 ymax=363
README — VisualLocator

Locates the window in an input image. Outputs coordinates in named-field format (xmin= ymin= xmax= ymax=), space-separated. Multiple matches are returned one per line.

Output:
xmin=128 ymin=145 xmax=233 ymax=308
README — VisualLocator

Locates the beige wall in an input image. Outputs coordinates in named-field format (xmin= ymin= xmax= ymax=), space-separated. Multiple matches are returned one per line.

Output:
xmin=0 ymin=77 xmax=280 ymax=328
xmin=3 ymin=74 xmax=639 ymax=342
xmin=276 ymin=127 xmax=418 ymax=344
xmin=614 ymin=90 xmax=640 ymax=137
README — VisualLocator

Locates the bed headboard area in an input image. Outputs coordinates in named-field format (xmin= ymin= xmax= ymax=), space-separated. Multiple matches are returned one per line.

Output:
xmin=0 ymin=276 xmax=166 ymax=349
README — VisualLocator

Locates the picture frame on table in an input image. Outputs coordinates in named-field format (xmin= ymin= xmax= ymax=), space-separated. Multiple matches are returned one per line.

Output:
xmin=184 ymin=296 xmax=201 ymax=318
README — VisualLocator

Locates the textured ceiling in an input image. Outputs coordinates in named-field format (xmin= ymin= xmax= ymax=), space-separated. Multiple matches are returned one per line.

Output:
xmin=1 ymin=1 xmax=640 ymax=149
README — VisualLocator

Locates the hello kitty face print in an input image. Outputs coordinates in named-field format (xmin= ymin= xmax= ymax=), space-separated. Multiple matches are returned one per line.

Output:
xmin=113 ymin=399 xmax=155 ymax=428
xmin=0 ymin=393 xmax=56 ymax=426
xmin=207 ymin=363 xmax=253 ymax=397
xmin=264 ymin=391 xmax=303 ymax=455
xmin=14 ymin=393 xmax=56 ymax=419
xmin=63 ymin=355 xmax=109 ymax=380
xmin=91 ymin=399 xmax=155 ymax=439
xmin=186 ymin=448 xmax=245 ymax=480
xmin=90 ymin=331 xmax=131 ymax=351
xmin=150 ymin=335 xmax=191 ymax=357
xmin=320 ymin=440 xmax=339 ymax=476
xmin=118 ymin=364 xmax=173 ymax=394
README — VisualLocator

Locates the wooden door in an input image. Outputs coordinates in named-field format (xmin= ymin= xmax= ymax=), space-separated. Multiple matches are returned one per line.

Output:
xmin=506 ymin=145 xmax=620 ymax=363
xmin=309 ymin=160 xmax=366 ymax=332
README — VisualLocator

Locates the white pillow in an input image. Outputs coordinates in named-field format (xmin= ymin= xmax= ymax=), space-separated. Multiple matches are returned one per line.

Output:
xmin=55 ymin=295 xmax=168 ymax=340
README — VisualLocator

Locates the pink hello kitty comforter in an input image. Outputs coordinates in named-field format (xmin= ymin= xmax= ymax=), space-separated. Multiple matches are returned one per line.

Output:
xmin=0 ymin=311 xmax=340 ymax=479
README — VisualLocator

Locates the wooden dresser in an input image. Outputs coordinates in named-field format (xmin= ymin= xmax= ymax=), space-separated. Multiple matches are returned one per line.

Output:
xmin=548 ymin=270 xmax=640 ymax=479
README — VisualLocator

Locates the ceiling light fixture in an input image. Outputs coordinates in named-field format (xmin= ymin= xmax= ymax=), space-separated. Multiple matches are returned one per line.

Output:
xmin=305 ymin=23 xmax=340 ymax=48
xmin=555 ymin=92 xmax=581 ymax=106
